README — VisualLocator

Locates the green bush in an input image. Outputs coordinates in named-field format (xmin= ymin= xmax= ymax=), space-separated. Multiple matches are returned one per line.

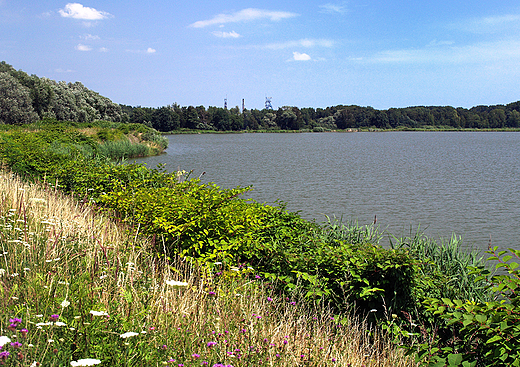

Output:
xmin=410 ymin=247 xmax=520 ymax=366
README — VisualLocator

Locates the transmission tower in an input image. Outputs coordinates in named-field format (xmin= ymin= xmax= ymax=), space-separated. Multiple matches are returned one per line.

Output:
xmin=265 ymin=97 xmax=273 ymax=110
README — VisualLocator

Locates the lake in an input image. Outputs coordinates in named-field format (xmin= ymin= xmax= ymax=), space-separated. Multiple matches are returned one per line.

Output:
xmin=132 ymin=131 xmax=520 ymax=252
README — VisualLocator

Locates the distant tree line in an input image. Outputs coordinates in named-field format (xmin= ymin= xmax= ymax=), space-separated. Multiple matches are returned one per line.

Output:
xmin=121 ymin=102 xmax=520 ymax=132
xmin=0 ymin=61 xmax=123 ymax=125
xmin=2 ymin=61 xmax=520 ymax=130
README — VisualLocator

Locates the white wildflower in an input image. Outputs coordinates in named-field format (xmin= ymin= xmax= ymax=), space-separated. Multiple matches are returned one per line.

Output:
xmin=36 ymin=322 xmax=53 ymax=327
xmin=61 ymin=300 xmax=71 ymax=308
xmin=70 ymin=359 xmax=102 ymax=366
xmin=55 ymin=322 xmax=67 ymax=327
xmin=89 ymin=310 xmax=108 ymax=317
xmin=0 ymin=335 xmax=11 ymax=346
xmin=119 ymin=331 xmax=139 ymax=339
xmin=165 ymin=280 xmax=189 ymax=288
xmin=0 ymin=269 xmax=5 ymax=276
xmin=30 ymin=361 xmax=39 ymax=367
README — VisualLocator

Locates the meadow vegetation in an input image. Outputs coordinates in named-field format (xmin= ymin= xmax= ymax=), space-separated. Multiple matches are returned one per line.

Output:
xmin=0 ymin=171 xmax=416 ymax=366
xmin=0 ymin=121 xmax=519 ymax=366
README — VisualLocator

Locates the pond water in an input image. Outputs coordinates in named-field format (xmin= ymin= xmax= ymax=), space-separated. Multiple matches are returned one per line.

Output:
xmin=132 ymin=131 xmax=520 ymax=252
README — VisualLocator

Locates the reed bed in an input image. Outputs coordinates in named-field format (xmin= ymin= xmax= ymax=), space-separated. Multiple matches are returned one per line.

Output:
xmin=0 ymin=172 xmax=417 ymax=366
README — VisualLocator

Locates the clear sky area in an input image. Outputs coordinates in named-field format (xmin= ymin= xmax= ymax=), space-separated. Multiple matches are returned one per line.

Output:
xmin=2 ymin=1 xmax=520 ymax=110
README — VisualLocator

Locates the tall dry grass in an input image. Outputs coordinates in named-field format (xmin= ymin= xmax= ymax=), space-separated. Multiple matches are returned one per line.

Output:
xmin=0 ymin=171 xmax=418 ymax=366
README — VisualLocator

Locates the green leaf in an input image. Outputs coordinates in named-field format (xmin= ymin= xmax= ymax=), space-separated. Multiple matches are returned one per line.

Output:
xmin=486 ymin=334 xmax=503 ymax=344
xmin=448 ymin=353 xmax=463 ymax=366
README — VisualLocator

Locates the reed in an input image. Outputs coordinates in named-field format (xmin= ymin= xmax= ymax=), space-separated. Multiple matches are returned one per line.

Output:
xmin=391 ymin=230 xmax=491 ymax=302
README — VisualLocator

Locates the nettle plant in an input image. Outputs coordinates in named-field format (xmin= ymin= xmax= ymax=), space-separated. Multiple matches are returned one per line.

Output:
xmin=414 ymin=247 xmax=520 ymax=367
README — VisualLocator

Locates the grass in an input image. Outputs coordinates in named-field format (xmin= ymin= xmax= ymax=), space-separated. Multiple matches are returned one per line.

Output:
xmin=391 ymin=230 xmax=491 ymax=302
xmin=0 ymin=171 xmax=418 ymax=366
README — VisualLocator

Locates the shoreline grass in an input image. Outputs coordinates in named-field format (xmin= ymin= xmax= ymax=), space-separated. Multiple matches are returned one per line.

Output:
xmin=0 ymin=171 xmax=417 ymax=366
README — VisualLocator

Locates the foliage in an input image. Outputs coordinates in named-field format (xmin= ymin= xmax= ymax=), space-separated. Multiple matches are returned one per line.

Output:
xmin=0 ymin=61 xmax=122 ymax=125
xmin=408 ymin=247 xmax=520 ymax=366
xmin=0 ymin=172 xmax=415 ymax=367
xmin=392 ymin=231 xmax=491 ymax=303
xmin=0 ymin=72 xmax=39 ymax=125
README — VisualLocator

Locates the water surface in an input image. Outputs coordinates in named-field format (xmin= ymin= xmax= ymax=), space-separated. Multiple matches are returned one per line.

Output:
xmin=133 ymin=132 xmax=520 ymax=251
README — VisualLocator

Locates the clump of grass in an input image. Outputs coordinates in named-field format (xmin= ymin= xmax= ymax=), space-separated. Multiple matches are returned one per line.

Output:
xmin=391 ymin=230 xmax=491 ymax=302
xmin=0 ymin=171 xmax=417 ymax=366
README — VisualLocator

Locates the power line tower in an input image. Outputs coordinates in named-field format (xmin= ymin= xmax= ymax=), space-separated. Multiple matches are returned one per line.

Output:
xmin=265 ymin=97 xmax=273 ymax=110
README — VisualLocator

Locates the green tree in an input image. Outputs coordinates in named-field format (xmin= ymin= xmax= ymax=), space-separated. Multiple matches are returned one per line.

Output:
xmin=0 ymin=72 xmax=39 ymax=125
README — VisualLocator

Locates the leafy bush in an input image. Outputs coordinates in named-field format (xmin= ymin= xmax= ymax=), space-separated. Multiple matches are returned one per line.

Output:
xmin=409 ymin=247 xmax=520 ymax=366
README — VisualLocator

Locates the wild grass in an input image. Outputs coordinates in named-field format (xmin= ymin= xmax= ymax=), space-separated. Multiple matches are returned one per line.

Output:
xmin=0 ymin=171 xmax=418 ymax=366
xmin=391 ymin=230 xmax=492 ymax=302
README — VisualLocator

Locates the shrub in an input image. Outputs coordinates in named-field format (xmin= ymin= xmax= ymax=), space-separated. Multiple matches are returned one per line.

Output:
xmin=410 ymin=247 xmax=520 ymax=366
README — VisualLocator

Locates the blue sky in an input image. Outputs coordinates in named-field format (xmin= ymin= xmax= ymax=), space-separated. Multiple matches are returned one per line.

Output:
xmin=2 ymin=1 xmax=520 ymax=110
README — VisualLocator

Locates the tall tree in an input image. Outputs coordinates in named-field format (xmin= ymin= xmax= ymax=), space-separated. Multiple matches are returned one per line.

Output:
xmin=0 ymin=72 xmax=39 ymax=125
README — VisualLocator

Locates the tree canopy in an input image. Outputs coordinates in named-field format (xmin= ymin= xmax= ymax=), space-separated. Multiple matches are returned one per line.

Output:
xmin=2 ymin=61 xmax=520 ymax=131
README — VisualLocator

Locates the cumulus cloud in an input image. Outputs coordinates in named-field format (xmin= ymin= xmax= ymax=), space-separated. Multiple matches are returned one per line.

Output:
xmin=99 ymin=47 xmax=109 ymax=52
xmin=265 ymin=38 xmax=335 ymax=50
xmin=146 ymin=48 xmax=156 ymax=53
xmin=212 ymin=30 xmax=241 ymax=38
xmin=292 ymin=52 xmax=311 ymax=61
xmin=190 ymin=8 xmax=298 ymax=28
xmin=59 ymin=3 xmax=112 ymax=20
xmin=319 ymin=3 xmax=348 ymax=14
xmin=75 ymin=43 xmax=92 ymax=51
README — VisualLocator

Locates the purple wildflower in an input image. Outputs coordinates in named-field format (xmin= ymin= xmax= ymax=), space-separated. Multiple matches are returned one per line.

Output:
xmin=192 ymin=354 xmax=200 ymax=359
xmin=207 ymin=341 xmax=217 ymax=347
xmin=9 ymin=318 xmax=22 ymax=325
xmin=0 ymin=351 xmax=10 ymax=360
xmin=10 ymin=342 xmax=22 ymax=349
xmin=50 ymin=314 xmax=59 ymax=321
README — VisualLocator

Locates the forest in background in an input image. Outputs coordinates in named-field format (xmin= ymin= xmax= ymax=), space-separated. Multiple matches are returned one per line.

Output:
xmin=2 ymin=61 xmax=520 ymax=131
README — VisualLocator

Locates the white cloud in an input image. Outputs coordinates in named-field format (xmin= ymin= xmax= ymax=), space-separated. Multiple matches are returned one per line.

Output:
xmin=75 ymin=43 xmax=92 ymax=51
xmin=452 ymin=13 xmax=520 ymax=34
xmin=292 ymin=51 xmax=311 ymax=61
xmin=212 ymin=30 xmax=241 ymax=38
xmin=54 ymin=68 xmax=74 ymax=73
xmin=190 ymin=8 xmax=298 ymax=28
xmin=59 ymin=3 xmax=112 ymax=20
xmin=364 ymin=39 xmax=520 ymax=65
xmin=428 ymin=39 xmax=455 ymax=47
xmin=265 ymin=38 xmax=335 ymax=50
xmin=99 ymin=47 xmax=109 ymax=52
xmin=319 ymin=3 xmax=348 ymax=14
xmin=81 ymin=34 xmax=100 ymax=40
xmin=146 ymin=47 xmax=156 ymax=53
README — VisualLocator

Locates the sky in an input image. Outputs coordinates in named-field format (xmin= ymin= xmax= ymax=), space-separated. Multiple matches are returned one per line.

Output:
xmin=2 ymin=1 xmax=520 ymax=110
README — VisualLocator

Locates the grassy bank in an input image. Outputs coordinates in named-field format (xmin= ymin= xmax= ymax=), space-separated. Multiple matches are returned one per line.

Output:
xmin=0 ymin=172 xmax=416 ymax=366
xmin=1 ymin=122 xmax=519 ymax=366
